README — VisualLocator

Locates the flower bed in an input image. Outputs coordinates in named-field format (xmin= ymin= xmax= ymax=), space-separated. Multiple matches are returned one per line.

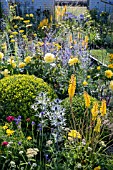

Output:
xmin=0 ymin=3 xmax=113 ymax=170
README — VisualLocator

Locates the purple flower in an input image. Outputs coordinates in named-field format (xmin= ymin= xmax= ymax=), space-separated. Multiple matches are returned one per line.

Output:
xmin=45 ymin=154 xmax=49 ymax=160
xmin=31 ymin=121 xmax=35 ymax=125
xmin=40 ymin=111 xmax=44 ymax=115
xmin=37 ymin=123 xmax=42 ymax=131
xmin=79 ymin=14 xmax=84 ymax=20
xmin=14 ymin=115 xmax=21 ymax=125
xmin=18 ymin=141 xmax=21 ymax=145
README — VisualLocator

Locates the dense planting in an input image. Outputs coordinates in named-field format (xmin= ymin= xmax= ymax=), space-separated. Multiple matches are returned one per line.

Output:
xmin=0 ymin=3 xmax=113 ymax=170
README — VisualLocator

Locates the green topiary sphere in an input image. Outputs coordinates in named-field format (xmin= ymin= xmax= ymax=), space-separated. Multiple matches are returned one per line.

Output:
xmin=0 ymin=74 xmax=56 ymax=120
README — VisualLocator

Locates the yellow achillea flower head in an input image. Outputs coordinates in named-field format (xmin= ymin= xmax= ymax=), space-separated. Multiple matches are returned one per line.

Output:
xmin=87 ymin=75 xmax=90 ymax=79
xmin=12 ymin=31 xmax=18 ymax=35
xmin=68 ymin=130 xmax=81 ymax=139
xmin=19 ymin=30 xmax=24 ymax=33
xmin=108 ymin=64 xmax=113 ymax=69
xmin=2 ymin=125 xmax=8 ymax=130
xmin=19 ymin=62 xmax=26 ymax=68
xmin=100 ymin=99 xmax=106 ymax=117
xmin=26 ymin=14 xmax=29 ymax=17
xmin=14 ymin=25 xmax=18 ymax=28
xmin=94 ymin=117 xmax=101 ymax=133
xmin=83 ymin=81 xmax=88 ymax=86
xmin=12 ymin=62 xmax=16 ymax=68
xmin=0 ymin=52 xmax=4 ymax=60
xmin=10 ymin=39 xmax=15 ymax=43
xmin=30 ymin=14 xmax=34 ymax=17
xmin=109 ymin=80 xmax=113 ymax=90
xmin=68 ymin=74 xmax=76 ymax=102
xmin=109 ymin=53 xmax=113 ymax=59
xmin=23 ymin=20 xmax=30 ymax=24
xmin=1 ymin=69 xmax=9 ymax=77
xmin=6 ymin=129 xmax=14 ymax=136
xmin=24 ymin=56 xmax=32 ymax=64
xmin=105 ymin=70 xmax=113 ymax=78
xmin=97 ymin=66 xmax=101 ymax=70
xmin=27 ymin=136 xmax=32 ymax=140
xmin=83 ymin=91 xmax=90 ymax=108
xmin=68 ymin=57 xmax=79 ymax=66
xmin=94 ymin=166 xmax=101 ymax=170
xmin=91 ymin=102 xmax=98 ymax=120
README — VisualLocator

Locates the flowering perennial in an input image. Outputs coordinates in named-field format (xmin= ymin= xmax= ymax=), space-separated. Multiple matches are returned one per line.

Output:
xmin=91 ymin=102 xmax=98 ymax=120
xmin=83 ymin=91 xmax=90 ymax=108
xmin=68 ymin=74 xmax=76 ymax=102
xmin=100 ymin=99 xmax=106 ymax=117
xmin=68 ymin=57 xmax=79 ymax=66
xmin=105 ymin=70 xmax=113 ymax=78
xmin=109 ymin=80 xmax=113 ymax=90
xmin=68 ymin=130 xmax=81 ymax=139
xmin=94 ymin=117 xmax=101 ymax=133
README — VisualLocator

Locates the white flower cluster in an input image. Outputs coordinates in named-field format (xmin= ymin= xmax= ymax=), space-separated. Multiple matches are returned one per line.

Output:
xmin=31 ymin=93 xmax=67 ymax=142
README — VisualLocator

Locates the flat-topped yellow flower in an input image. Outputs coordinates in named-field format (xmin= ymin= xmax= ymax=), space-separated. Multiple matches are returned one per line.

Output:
xmin=0 ymin=52 xmax=4 ymax=60
xmin=109 ymin=80 xmax=113 ymax=90
xmin=12 ymin=31 xmax=18 ymax=35
xmin=26 ymin=14 xmax=29 ymax=17
xmin=109 ymin=53 xmax=113 ymax=59
xmin=97 ymin=66 xmax=101 ymax=70
xmin=14 ymin=25 xmax=18 ymax=28
xmin=24 ymin=56 xmax=32 ymax=64
xmin=44 ymin=53 xmax=55 ymax=63
xmin=19 ymin=62 xmax=26 ymax=68
xmin=108 ymin=64 xmax=113 ymax=68
xmin=87 ymin=75 xmax=90 ymax=79
xmin=12 ymin=62 xmax=16 ymax=68
xmin=19 ymin=30 xmax=24 ymax=33
xmin=94 ymin=166 xmax=101 ymax=170
xmin=2 ymin=69 xmax=9 ymax=77
xmin=83 ymin=81 xmax=88 ymax=86
xmin=23 ymin=20 xmax=30 ymax=24
xmin=105 ymin=70 xmax=113 ymax=78
xmin=3 ymin=125 xmax=8 ymax=130
xmin=9 ymin=35 xmax=14 ymax=38
xmin=27 ymin=136 xmax=32 ymax=140
xmin=68 ymin=130 xmax=81 ymax=139
xmin=10 ymin=39 xmax=15 ymax=43
xmin=6 ymin=129 xmax=14 ymax=136
xmin=68 ymin=57 xmax=79 ymax=66
xmin=30 ymin=14 xmax=34 ymax=17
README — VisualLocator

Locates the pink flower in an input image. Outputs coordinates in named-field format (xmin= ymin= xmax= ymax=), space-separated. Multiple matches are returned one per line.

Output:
xmin=6 ymin=116 xmax=15 ymax=122
xmin=26 ymin=118 xmax=30 ymax=122
xmin=2 ymin=141 xmax=8 ymax=146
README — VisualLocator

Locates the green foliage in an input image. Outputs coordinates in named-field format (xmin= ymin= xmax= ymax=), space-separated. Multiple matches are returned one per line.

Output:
xmin=62 ymin=94 xmax=98 ymax=126
xmin=0 ymin=74 xmax=56 ymax=120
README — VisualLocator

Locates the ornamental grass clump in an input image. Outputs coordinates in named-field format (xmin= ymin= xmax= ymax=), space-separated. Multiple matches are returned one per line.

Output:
xmin=0 ymin=74 xmax=56 ymax=120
